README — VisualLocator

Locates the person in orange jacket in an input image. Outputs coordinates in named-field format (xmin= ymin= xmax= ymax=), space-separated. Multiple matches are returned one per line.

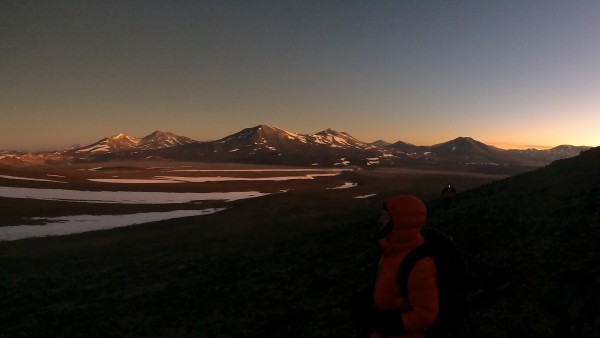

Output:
xmin=370 ymin=195 xmax=439 ymax=338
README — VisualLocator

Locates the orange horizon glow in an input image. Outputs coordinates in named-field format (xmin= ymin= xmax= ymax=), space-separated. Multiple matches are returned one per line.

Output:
xmin=487 ymin=142 xmax=554 ymax=150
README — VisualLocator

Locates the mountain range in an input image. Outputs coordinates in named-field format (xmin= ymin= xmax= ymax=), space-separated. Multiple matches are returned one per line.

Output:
xmin=0 ymin=125 xmax=591 ymax=169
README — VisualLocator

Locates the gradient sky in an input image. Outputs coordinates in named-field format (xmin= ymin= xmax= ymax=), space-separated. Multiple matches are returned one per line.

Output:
xmin=2 ymin=0 xmax=599 ymax=152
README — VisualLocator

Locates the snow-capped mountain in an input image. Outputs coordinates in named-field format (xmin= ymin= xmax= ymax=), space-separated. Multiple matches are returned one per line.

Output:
xmin=213 ymin=125 xmax=309 ymax=152
xmin=138 ymin=131 xmax=197 ymax=150
xmin=214 ymin=125 xmax=377 ymax=152
xmin=72 ymin=131 xmax=197 ymax=155
xmin=311 ymin=128 xmax=377 ymax=150
xmin=75 ymin=133 xmax=140 ymax=154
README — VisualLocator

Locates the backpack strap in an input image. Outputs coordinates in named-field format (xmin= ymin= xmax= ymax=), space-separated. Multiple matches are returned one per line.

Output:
xmin=397 ymin=245 xmax=430 ymax=298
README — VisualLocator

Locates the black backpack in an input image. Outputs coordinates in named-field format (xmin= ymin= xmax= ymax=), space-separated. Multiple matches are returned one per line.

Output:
xmin=397 ymin=228 xmax=469 ymax=333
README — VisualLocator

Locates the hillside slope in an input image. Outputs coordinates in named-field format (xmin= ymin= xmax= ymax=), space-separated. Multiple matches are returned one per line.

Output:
xmin=427 ymin=146 xmax=600 ymax=337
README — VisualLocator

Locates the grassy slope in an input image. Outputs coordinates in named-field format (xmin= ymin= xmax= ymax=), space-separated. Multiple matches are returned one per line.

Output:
xmin=1 ymin=152 xmax=598 ymax=337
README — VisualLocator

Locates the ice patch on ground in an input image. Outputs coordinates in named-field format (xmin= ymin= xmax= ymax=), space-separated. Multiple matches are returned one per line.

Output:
xmin=89 ymin=178 xmax=183 ymax=184
xmin=0 ymin=175 xmax=67 ymax=184
xmin=154 ymin=173 xmax=339 ymax=183
xmin=0 ymin=209 xmax=226 ymax=241
xmin=166 ymin=169 xmax=348 ymax=172
xmin=333 ymin=158 xmax=351 ymax=166
xmin=86 ymin=173 xmax=343 ymax=184
xmin=327 ymin=182 xmax=358 ymax=189
xmin=0 ymin=187 xmax=270 ymax=204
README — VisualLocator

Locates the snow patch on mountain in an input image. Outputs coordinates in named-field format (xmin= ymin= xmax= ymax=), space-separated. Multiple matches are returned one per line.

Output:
xmin=71 ymin=131 xmax=198 ymax=156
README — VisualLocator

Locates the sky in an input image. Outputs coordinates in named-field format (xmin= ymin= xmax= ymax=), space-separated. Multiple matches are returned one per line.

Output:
xmin=1 ymin=0 xmax=599 ymax=152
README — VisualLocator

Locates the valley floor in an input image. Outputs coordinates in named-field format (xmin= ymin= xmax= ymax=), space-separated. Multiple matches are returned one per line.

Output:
xmin=0 ymin=161 xmax=509 ymax=337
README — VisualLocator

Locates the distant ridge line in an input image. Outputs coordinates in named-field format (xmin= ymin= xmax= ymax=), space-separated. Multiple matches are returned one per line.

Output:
xmin=0 ymin=124 xmax=592 ymax=168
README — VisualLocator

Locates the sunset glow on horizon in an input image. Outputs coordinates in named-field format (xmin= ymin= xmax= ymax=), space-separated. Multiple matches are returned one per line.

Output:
xmin=2 ymin=1 xmax=599 ymax=152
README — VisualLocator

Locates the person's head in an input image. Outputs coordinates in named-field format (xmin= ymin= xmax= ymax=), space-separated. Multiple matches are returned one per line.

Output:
xmin=375 ymin=195 xmax=427 ymax=244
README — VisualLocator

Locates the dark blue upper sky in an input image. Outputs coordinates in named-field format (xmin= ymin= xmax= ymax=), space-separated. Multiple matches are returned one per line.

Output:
xmin=2 ymin=0 xmax=599 ymax=151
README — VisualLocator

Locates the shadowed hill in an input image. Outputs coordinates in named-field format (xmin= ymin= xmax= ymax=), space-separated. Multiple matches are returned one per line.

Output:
xmin=429 ymin=137 xmax=507 ymax=162
xmin=386 ymin=140 xmax=426 ymax=153
xmin=426 ymin=146 xmax=600 ymax=337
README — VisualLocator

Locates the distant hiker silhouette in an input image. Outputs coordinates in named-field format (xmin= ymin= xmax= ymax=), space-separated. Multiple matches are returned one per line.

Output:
xmin=441 ymin=184 xmax=456 ymax=208
xmin=368 ymin=195 xmax=438 ymax=338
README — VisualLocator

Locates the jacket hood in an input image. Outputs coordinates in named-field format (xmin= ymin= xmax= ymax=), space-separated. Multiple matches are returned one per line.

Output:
xmin=381 ymin=195 xmax=427 ymax=249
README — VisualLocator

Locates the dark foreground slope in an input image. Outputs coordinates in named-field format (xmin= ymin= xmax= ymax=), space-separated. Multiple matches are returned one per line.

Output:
xmin=0 ymin=187 xmax=385 ymax=338
xmin=427 ymin=146 xmax=600 ymax=337
xmin=0 ymin=149 xmax=598 ymax=337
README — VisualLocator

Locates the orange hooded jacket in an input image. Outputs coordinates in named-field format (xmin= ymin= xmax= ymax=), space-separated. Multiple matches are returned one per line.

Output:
xmin=371 ymin=195 xmax=439 ymax=338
